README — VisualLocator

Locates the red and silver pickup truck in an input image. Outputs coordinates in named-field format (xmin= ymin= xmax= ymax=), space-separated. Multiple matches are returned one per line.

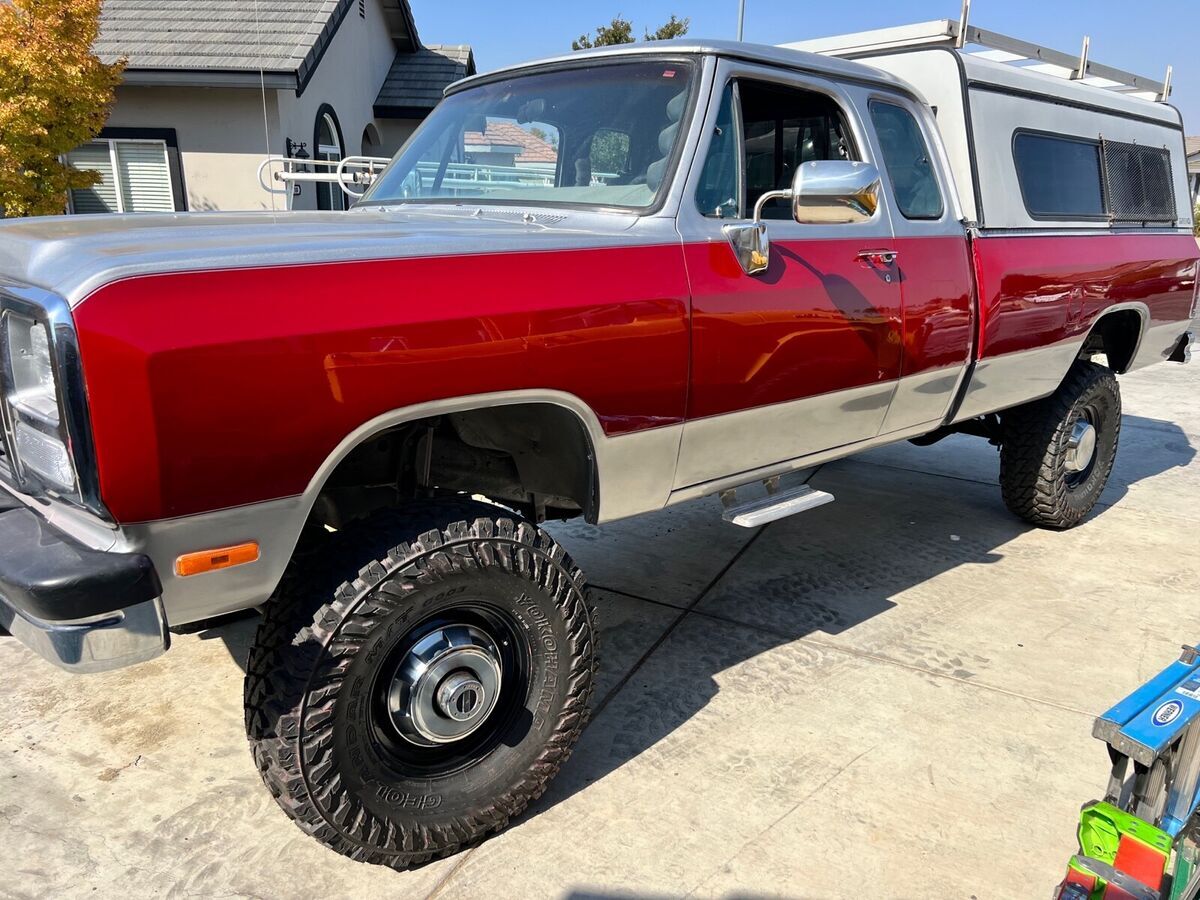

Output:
xmin=0 ymin=33 xmax=1196 ymax=868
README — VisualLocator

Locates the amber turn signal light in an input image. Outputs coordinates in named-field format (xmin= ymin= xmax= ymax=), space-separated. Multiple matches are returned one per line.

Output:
xmin=175 ymin=542 xmax=260 ymax=577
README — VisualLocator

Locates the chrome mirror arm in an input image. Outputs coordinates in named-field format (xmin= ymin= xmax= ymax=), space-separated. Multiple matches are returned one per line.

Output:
xmin=752 ymin=188 xmax=793 ymax=223
xmin=723 ymin=188 xmax=794 ymax=277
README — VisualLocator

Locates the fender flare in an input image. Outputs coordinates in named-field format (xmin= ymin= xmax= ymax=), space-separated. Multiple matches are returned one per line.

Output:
xmin=296 ymin=389 xmax=607 ymax=521
xmin=1078 ymin=301 xmax=1150 ymax=375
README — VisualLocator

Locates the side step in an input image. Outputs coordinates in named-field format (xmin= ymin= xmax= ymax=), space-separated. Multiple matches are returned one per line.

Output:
xmin=720 ymin=482 xmax=835 ymax=528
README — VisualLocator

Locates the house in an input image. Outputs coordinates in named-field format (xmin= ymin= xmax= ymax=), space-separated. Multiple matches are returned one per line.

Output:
xmin=66 ymin=0 xmax=474 ymax=214
xmin=463 ymin=123 xmax=559 ymax=177
xmin=1188 ymin=136 xmax=1200 ymax=207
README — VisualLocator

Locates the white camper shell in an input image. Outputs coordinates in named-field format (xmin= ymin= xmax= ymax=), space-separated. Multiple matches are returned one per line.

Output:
xmin=786 ymin=19 xmax=1194 ymax=232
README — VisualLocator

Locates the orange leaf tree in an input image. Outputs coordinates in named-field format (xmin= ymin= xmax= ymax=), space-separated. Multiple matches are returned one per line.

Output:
xmin=0 ymin=0 xmax=124 ymax=217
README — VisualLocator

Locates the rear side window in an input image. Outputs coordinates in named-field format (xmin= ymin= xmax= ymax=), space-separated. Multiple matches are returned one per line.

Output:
xmin=1102 ymin=140 xmax=1176 ymax=223
xmin=869 ymin=100 xmax=944 ymax=220
xmin=1013 ymin=132 xmax=1106 ymax=218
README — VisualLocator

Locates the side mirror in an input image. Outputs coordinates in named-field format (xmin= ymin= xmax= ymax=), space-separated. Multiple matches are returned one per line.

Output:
xmin=790 ymin=160 xmax=882 ymax=225
xmin=723 ymin=161 xmax=882 ymax=276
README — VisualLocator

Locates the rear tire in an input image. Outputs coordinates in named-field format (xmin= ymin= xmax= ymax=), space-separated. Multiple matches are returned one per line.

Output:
xmin=244 ymin=499 xmax=597 ymax=869
xmin=999 ymin=360 xmax=1121 ymax=529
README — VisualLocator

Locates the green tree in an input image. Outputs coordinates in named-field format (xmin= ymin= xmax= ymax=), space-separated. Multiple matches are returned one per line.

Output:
xmin=646 ymin=15 xmax=690 ymax=41
xmin=0 ymin=0 xmax=124 ymax=217
xmin=573 ymin=14 xmax=689 ymax=50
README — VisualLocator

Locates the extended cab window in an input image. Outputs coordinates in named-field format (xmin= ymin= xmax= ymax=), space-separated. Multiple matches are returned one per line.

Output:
xmin=869 ymin=100 xmax=944 ymax=220
xmin=696 ymin=78 xmax=856 ymax=219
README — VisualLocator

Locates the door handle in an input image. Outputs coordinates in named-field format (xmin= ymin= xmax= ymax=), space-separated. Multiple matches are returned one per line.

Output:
xmin=856 ymin=249 xmax=899 ymax=266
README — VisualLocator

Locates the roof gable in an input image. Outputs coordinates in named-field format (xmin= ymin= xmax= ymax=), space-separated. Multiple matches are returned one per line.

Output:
xmin=374 ymin=43 xmax=475 ymax=117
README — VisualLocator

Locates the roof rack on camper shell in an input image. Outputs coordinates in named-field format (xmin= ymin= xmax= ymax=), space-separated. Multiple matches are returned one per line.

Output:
xmin=787 ymin=1 xmax=1173 ymax=104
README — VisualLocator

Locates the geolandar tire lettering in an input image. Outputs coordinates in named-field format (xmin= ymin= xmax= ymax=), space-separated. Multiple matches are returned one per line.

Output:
xmin=243 ymin=499 xmax=597 ymax=869
xmin=999 ymin=360 xmax=1122 ymax=530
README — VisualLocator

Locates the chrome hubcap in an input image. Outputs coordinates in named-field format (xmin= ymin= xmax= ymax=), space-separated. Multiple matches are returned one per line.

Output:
xmin=1064 ymin=419 xmax=1097 ymax=474
xmin=386 ymin=623 xmax=503 ymax=746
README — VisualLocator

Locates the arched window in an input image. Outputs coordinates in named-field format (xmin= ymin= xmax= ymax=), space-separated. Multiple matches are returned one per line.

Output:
xmin=361 ymin=122 xmax=383 ymax=158
xmin=314 ymin=105 xmax=345 ymax=211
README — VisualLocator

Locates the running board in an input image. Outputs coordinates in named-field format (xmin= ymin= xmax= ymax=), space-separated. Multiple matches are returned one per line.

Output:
xmin=720 ymin=483 xmax=835 ymax=528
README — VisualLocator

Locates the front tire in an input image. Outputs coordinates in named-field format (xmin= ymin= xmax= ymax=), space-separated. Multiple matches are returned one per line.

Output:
xmin=244 ymin=500 xmax=596 ymax=868
xmin=999 ymin=360 xmax=1121 ymax=529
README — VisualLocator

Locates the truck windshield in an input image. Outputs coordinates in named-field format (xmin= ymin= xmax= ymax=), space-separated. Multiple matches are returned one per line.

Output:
xmin=359 ymin=60 xmax=696 ymax=211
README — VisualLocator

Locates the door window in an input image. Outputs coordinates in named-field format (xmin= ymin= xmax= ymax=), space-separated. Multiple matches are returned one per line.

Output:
xmin=869 ymin=100 xmax=944 ymax=220
xmin=694 ymin=84 xmax=738 ymax=218
xmin=695 ymin=78 xmax=857 ymax=219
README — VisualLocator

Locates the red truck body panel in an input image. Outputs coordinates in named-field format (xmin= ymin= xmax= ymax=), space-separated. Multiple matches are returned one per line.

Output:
xmin=972 ymin=233 xmax=1199 ymax=359
xmin=684 ymin=236 xmax=904 ymax=420
xmin=74 ymin=244 xmax=691 ymax=523
xmin=73 ymin=229 xmax=1196 ymax=525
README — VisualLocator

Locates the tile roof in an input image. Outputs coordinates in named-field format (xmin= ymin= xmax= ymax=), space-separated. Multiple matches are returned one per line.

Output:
xmin=374 ymin=44 xmax=475 ymax=115
xmin=463 ymin=122 xmax=558 ymax=164
xmin=95 ymin=0 xmax=417 ymax=88
xmin=97 ymin=0 xmax=340 ymax=71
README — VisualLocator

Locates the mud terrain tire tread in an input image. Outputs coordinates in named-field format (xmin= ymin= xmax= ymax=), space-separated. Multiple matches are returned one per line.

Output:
xmin=243 ymin=498 xmax=597 ymax=869
xmin=999 ymin=360 xmax=1121 ymax=530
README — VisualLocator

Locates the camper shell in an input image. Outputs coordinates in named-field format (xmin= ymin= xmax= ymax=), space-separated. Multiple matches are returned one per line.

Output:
xmin=788 ymin=19 xmax=1193 ymax=231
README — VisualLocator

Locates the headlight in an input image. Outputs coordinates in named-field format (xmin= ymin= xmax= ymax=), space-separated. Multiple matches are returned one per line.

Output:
xmin=6 ymin=314 xmax=59 ymax=425
xmin=1 ymin=312 xmax=76 ymax=492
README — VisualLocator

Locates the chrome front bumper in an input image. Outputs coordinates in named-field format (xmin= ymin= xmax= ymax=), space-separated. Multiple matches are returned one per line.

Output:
xmin=0 ymin=597 xmax=168 ymax=674
xmin=0 ymin=495 xmax=168 ymax=673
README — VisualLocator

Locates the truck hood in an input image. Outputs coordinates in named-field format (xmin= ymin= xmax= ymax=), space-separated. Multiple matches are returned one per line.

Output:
xmin=0 ymin=206 xmax=645 ymax=306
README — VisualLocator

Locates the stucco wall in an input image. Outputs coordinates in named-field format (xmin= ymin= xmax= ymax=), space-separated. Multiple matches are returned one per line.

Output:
xmin=101 ymin=1 xmax=431 ymax=212
xmin=277 ymin=2 xmax=403 ymax=210
xmin=106 ymin=85 xmax=283 ymax=212
xmin=377 ymin=119 xmax=420 ymax=157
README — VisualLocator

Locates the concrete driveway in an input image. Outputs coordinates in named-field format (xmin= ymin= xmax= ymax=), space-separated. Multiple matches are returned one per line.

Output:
xmin=2 ymin=361 xmax=1196 ymax=900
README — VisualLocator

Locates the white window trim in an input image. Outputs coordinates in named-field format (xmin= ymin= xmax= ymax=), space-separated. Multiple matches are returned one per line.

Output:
xmin=66 ymin=138 xmax=174 ymax=215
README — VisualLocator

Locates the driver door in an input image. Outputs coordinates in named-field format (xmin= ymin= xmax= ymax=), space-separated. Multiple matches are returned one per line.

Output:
xmin=674 ymin=64 xmax=903 ymax=489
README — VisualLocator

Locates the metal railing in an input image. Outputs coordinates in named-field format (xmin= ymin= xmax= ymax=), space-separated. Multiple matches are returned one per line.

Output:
xmin=258 ymin=155 xmax=393 ymax=204
xmin=789 ymin=0 xmax=1173 ymax=103
xmin=259 ymin=155 xmax=620 ymax=206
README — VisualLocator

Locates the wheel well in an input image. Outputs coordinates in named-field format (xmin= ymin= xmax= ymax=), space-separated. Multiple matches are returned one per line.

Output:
xmin=1080 ymin=309 xmax=1144 ymax=374
xmin=307 ymin=403 xmax=597 ymax=532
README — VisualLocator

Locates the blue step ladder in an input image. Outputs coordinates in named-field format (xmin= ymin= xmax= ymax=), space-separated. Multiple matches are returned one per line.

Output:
xmin=1094 ymin=645 xmax=1200 ymax=838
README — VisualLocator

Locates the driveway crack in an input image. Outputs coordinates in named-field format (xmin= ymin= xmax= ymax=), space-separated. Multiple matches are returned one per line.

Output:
xmin=685 ymin=744 xmax=877 ymax=897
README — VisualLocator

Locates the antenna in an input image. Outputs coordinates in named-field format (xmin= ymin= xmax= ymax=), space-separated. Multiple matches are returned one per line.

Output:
xmin=737 ymin=0 xmax=746 ymax=41
xmin=253 ymin=0 xmax=278 ymax=211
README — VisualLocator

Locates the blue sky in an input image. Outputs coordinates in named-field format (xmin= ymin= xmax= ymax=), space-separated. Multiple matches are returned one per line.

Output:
xmin=410 ymin=0 xmax=1197 ymax=134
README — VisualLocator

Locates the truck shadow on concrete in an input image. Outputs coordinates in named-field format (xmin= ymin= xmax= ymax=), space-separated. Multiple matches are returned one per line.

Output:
xmin=847 ymin=414 xmax=1195 ymax=512
xmin=192 ymin=413 xmax=1192 ymax=833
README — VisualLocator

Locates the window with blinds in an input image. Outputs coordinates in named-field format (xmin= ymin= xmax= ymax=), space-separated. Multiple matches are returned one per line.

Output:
xmin=66 ymin=140 xmax=175 ymax=214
